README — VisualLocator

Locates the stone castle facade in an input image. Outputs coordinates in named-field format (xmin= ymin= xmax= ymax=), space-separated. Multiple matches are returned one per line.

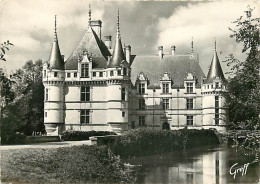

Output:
xmin=42 ymin=10 xmax=229 ymax=136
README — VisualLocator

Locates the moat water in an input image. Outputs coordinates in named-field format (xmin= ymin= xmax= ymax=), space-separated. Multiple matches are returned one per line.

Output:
xmin=124 ymin=144 xmax=260 ymax=184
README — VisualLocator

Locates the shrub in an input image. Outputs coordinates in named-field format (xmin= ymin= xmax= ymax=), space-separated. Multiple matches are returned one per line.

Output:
xmin=61 ymin=130 xmax=117 ymax=141
xmin=114 ymin=129 xmax=219 ymax=157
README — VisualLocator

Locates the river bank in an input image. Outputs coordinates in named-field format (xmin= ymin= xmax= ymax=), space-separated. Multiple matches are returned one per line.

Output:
xmin=1 ymin=129 xmax=221 ymax=183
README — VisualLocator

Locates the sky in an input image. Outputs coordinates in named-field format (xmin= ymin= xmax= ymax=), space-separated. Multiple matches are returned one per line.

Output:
xmin=0 ymin=0 xmax=260 ymax=76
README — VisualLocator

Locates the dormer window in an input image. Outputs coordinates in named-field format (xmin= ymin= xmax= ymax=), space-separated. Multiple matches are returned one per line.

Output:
xmin=118 ymin=70 xmax=121 ymax=76
xmin=160 ymin=72 xmax=172 ymax=94
xmin=110 ymin=71 xmax=114 ymax=76
xmin=81 ymin=63 xmax=89 ymax=78
xmin=138 ymin=83 xmax=145 ymax=94
xmin=215 ymin=82 xmax=219 ymax=88
xmin=162 ymin=83 xmax=169 ymax=94
xmin=186 ymin=83 xmax=193 ymax=93
xmin=123 ymin=68 xmax=127 ymax=76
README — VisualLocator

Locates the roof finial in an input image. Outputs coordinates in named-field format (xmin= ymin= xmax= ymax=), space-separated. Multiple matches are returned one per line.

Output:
xmin=191 ymin=36 xmax=194 ymax=53
xmin=117 ymin=9 xmax=120 ymax=39
xmin=88 ymin=4 xmax=91 ymax=26
xmin=214 ymin=38 xmax=217 ymax=51
xmin=54 ymin=15 xmax=58 ymax=41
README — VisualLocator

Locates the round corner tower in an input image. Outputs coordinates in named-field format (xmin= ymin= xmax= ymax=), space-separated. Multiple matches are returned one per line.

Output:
xmin=202 ymin=43 xmax=229 ymax=133
xmin=42 ymin=16 xmax=65 ymax=136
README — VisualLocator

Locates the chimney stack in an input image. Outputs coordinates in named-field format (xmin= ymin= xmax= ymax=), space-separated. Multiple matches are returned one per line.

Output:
xmin=171 ymin=46 xmax=176 ymax=55
xmin=158 ymin=46 xmax=163 ymax=59
xmin=90 ymin=20 xmax=102 ymax=40
xmin=125 ymin=45 xmax=131 ymax=64
xmin=104 ymin=35 xmax=112 ymax=49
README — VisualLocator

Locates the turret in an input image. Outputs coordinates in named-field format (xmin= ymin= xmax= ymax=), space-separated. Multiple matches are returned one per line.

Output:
xmin=201 ymin=40 xmax=228 ymax=133
xmin=106 ymin=10 xmax=129 ymax=134
xmin=42 ymin=15 xmax=65 ymax=136
xmin=107 ymin=10 xmax=125 ymax=68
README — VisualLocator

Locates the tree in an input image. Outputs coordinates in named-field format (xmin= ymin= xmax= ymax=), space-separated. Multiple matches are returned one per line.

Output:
xmin=224 ymin=6 xmax=260 ymax=158
xmin=224 ymin=6 xmax=260 ymax=130
xmin=1 ymin=60 xmax=45 ymax=144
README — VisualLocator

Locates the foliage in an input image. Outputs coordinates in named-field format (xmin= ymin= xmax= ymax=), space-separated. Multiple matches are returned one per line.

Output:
xmin=0 ymin=40 xmax=13 ymax=61
xmin=1 ymin=60 xmax=45 ymax=143
xmin=1 ymin=145 xmax=136 ymax=183
xmin=61 ymin=130 xmax=117 ymax=141
xmin=114 ymin=129 xmax=219 ymax=158
xmin=0 ymin=71 xmax=15 ymax=106
xmin=224 ymin=6 xmax=260 ymax=129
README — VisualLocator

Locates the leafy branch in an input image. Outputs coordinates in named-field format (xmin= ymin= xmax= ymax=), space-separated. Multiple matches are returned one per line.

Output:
xmin=0 ymin=40 xmax=14 ymax=61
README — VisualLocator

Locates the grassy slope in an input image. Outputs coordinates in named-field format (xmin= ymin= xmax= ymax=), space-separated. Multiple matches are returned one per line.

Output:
xmin=1 ymin=146 xmax=134 ymax=184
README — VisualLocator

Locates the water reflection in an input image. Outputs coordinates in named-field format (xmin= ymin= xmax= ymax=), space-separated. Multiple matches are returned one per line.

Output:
xmin=124 ymin=145 xmax=259 ymax=184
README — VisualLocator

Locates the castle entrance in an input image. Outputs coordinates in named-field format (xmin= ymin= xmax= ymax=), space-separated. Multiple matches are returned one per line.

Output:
xmin=162 ymin=122 xmax=170 ymax=130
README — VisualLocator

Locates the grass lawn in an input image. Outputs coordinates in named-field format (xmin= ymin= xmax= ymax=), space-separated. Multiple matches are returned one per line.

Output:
xmin=1 ymin=145 xmax=135 ymax=184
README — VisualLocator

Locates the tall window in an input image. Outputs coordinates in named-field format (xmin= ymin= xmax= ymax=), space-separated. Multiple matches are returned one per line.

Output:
xmin=80 ymin=110 xmax=90 ymax=124
xmin=81 ymin=87 xmax=90 ymax=101
xmin=74 ymin=72 xmax=77 ymax=78
xmin=54 ymin=72 xmax=58 ymax=77
xmin=81 ymin=63 xmax=89 ymax=78
xmin=67 ymin=73 xmax=71 ymax=78
xmin=44 ymin=70 xmax=46 ymax=77
xmin=45 ymin=89 xmax=48 ymax=101
xmin=186 ymin=98 xmax=193 ymax=109
xmin=121 ymin=87 xmax=126 ymax=101
xmin=93 ymin=72 xmax=96 ymax=77
xmin=139 ymin=99 xmax=145 ymax=110
xmin=138 ymin=83 xmax=145 ymax=94
xmin=215 ymin=96 xmax=219 ymax=107
xmin=162 ymin=83 xmax=169 ymax=94
xmin=123 ymin=68 xmax=127 ymax=76
xmin=99 ymin=72 xmax=103 ymax=77
xmin=139 ymin=116 xmax=145 ymax=126
xmin=215 ymin=109 xmax=219 ymax=125
xmin=163 ymin=99 xmax=169 ymax=110
xmin=187 ymin=115 xmax=193 ymax=125
xmin=215 ymin=96 xmax=219 ymax=125
xmin=186 ymin=83 xmax=193 ymax=93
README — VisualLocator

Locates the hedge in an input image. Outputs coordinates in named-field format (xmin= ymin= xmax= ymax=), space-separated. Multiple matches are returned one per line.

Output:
xmin=114 ymin=129 xmax=219 ymax=157
xmin=61 ymin=130 xmax=117 ymax=141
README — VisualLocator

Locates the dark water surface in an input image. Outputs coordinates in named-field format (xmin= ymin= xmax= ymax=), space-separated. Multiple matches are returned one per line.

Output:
xmin=124 ymin=144 xmax=259 ymax=184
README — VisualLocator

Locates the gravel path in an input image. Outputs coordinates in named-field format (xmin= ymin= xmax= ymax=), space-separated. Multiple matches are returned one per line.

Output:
xmin=0 ymin=140 xmax=91 ymax=150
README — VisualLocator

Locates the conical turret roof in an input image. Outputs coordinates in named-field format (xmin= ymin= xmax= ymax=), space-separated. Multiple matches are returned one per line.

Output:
xmin=204 ymin=48 xmax=225 ymax=83
xmin=108 ymin=10 xmax=125 ymax=68
xmin=48 ymin=16 xmax=64 ymax=70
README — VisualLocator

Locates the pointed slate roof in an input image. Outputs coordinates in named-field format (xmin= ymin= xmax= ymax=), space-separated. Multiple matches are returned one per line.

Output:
xmin=65 ymin=27 xmax=111 ymax=70
xmin=48 ymin=16 xmax=64 ymax=70
xmin=108 ymin=37 xmax=125 ymax=68
xmin=204 ymin=50 xmax=225 ymax=83
xmin=107 ymin=10 xmax=125 ymax=68
xmin=131 ymin=55 xmax=205 ymax=88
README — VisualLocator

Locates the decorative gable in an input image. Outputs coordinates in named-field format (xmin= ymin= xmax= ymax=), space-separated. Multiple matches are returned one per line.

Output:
xmin=161 ymin=72 xmax=171 ymax=81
